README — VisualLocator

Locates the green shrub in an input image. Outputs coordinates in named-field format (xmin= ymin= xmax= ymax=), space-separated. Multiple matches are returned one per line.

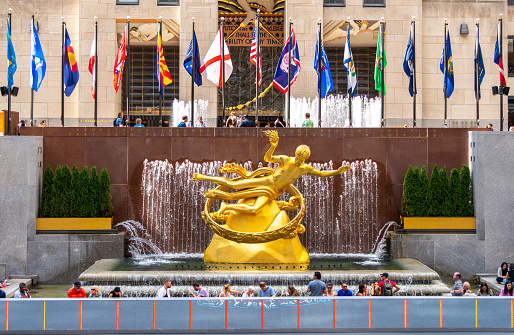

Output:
xmin=439 ymin=167 xmax=453 ymax=216
xmin=99 ymin=168 xmax=113 ymax=218
xmin=460 ymin=165 xmax=474 ymax=216
xmin=88 ymin=167 xmax=100 ymax=218
xmin=418 ymin=166 xmax=429 ymax=216
xmin=77 ymin=167 xmax=90 ymax=217
xmin=427 ymin=164 xmax=441 ymax=216
xmin=71 ymin=165 xmax=80 ymax=217
xmin=401 ymin=165 xmax=414 ymax=217
xmin=60 ymin=165 xmax=72 ymax=217
xmin=40 ymin=165 xmax=54 ymax=217
xmin=449 ymin=168 xmax=461 ymax=216
xmin=51 ymin=166 xmax=63 ymax=217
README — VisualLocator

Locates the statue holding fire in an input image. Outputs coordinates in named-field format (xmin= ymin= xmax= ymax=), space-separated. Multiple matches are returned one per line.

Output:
xmin=193 ymin=130 xmax=351 ymax=264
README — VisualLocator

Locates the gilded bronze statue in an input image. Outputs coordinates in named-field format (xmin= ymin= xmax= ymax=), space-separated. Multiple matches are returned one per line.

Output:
xmin=193 ymin=130 xmax=351 ymax=263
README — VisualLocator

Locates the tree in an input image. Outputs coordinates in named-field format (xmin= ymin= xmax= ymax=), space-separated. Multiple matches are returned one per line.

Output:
xmin=40 ymin=165 xmax=54 ymax=217
xmin=51 ymin=166 xmax=63 ymax=217
xmin=439 ymin=167 xmax=453 ymax=216
xmin=70 ymin=165 xmax=80 ymax=217
xmin=401 ymin=166 xmax=414 ymax=217
xmin=418 ymin=166 xmax=429 ymax=216
xmin=460 ymin=165 xmax=474 ymax=216
xmin=60 ymin=165 xmax=73 ymax=217
xmin=449 ymin=168 xmax=461 ymax=216
xmin=99 ymin=168 xmax=113 ymax=218
xmin=77 ymin=167 xmax=90 ymax=217
xmin=427 ymin=164 xmax=441 ymax=216
xmin=88 ymin=167 xmax=100 ymax=217
xmin=411 ymin=166 xmax=424 ymax=216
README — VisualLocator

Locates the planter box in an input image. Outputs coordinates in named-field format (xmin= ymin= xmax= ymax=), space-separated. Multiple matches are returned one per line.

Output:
xmin=401 ymin=217 xmax=475 ymax=230
xmin=36 ymin=217 xmax=113 ymax=231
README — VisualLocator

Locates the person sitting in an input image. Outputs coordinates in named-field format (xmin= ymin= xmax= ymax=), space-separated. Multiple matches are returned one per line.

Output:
xmin=0 ymin=279 xmax=10 ymax=288
xmin=500 ymin=281 xmax=514 ymax=296
xmin=324 ymin=283 xmax=337 ymax=297
xmin=190 ymin=283 xmax=209 ymax=297
xmin=134 ymin=118 xmax=144 ymax=127
xmin=258 ymin=282 xmax=276 ymax=297
xmin=109 ymin=287 xmax=122 ymax=298
xmin=337 ymin=282 xmax=353 ymax=296
xmin=476 ymin=282 xmax=493 ymax=296
xmin=113 ymin=112 xmax=124 ymax=127
xmin=241 ymin=286 xmax=255 ymax=298
xmin=14 ymin=282 xmax=31 ymax=298
xmin=370 ymin=282 xmax=380 ymax=296
xmin=0 ymin=289 xmax=5 ymax=299
xmin=286 ymin=285 xmax=300 ymax=297
xmin=219 ymin=284 xmax=240 ymax=297
xmin=157 ymin=280 xmax=172 ymax=298
xmin=497 ymin=262 xmax=509 ymax=284
xmin=507 ymin=264 xmax=514 ymax=283
xmin=238 ymin=115 xmax=254 ymax=127
xmin=463 ymin=282 xmax=475 ymax=296
xmin=67 ymin=281 xmax=87 ymax=298
xmin=357 ymin=283 xmax=368 ymax=296
xmin=88 ymin=286 xmax=102 ymax=298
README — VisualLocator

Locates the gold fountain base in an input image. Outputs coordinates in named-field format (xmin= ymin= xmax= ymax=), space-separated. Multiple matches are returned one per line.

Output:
xmin=204 ymin=198 xmax=310 ymax=264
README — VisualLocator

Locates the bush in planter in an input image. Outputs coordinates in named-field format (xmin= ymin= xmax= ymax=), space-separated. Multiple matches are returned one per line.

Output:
xmin=88 ymin=167 xmax=100 ymax=218
xmin=401 ymin=166 xmax=414 ymax=217
xmin=71 ymin=165 xmax=80 ymax=217
xmin=450 ymin=168 xmax=461 ymax=216
xmin=51 ymin=166 xmax=63 ymax=217
xmin=60 ymin=165 xmax=73 ymax=217
xmin=77 ymin=167 xmax=90 ymax=217
xmin=439 ymin=167 xmax=453 ymax=217
xmin=459 ymin=165 xmax=474 ymax=216
xmin=427 ymin=164 xmax=442 ymax=216
xmin=40 ymin=165 xmax=54 ymax=217
xmin=99 ymin=168 xmax=113 ymax=218
xmin=418 ymin=165 xmax=429 ymax=216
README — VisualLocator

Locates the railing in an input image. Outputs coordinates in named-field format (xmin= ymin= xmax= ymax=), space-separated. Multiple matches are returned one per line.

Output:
xmin=1 ymin=297 xmax=513 ymax=332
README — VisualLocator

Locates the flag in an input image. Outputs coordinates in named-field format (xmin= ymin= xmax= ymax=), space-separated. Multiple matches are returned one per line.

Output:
xmin=30 ymin=18 xmax=46 ymax=92
xmin=156 ymin=25 xmax=173 ymax=96
xmin=113 ymin=26 xmax=127 ymax=94
xmin=439 ymin=30 xmax=454 ymax=98
xmin=314 ymin=28 xmax=333 ymax=99
xmin=89 ymin=34 xmax=96 ymax=98
xmin=374 ymin=25 xmax=387 ymax=94
xmin=403 ymin=24 xmax=415 ymax=97
xmin=474 ymin=24 xmax=485 ymax=100
xmin=273 ymin=28 xmax=301 ymax=94
xmin=199 ymin=27 xmax=233 ymax=87
xmin=250 ymin=22 xmax=262 ymax=87
xmin=494 ymin=21 xmax=507 ymax=87
xmin=343 ymin=26 xmax=357 ymax=97
xmin=183 ymin=30 xmax=202 ymax=86
xmin=63 ymin=27 xmax=79 ymax=97
xmin=6 ymin=17 xmax=17 ymax=90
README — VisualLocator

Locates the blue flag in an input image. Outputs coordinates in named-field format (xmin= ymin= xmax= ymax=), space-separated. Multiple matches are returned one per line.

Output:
xmin=30 ymin=18 xmax=46 ymax=92
xmin=474 ymin=25 xmax=485 ymax=100
xmin=6 ymin=18 xmax=17 ymax=89
xmin=403 ymin=25 xmax=415 ymax=97
xmin=314 ymin=29 xmax=334 ymax=99
xmin=273 ymin=28 xmax=301 ymax=94
xmin=439 ymin=31 xmax=454 ymax=98
xmin=63 ymin=27 xmax=79 ymax=97
xmin=184 ymin=31 xmax=202 ymax=86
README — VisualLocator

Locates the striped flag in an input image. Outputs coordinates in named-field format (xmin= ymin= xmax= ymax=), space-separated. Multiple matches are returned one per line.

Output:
xmin=63 ymin=27 xmax=79 ymax=97
xmin=156 ymin=25 xmax=172 ymax=96
xmin=113 ymin=26 xmax=127 ymax=94
xmin=250 ymin=22 xmax=262 ymax=86
xmin=494 ymin=21 xmax=507 ymax=87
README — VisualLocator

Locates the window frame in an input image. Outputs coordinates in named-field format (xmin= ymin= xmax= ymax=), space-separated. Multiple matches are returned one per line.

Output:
xmin=116 ymin=0 xmax=139 ymax=5
xmin=323 ymin=0 xmax=346 ymax=7
xmin=157 ymin=0 xmax=180 ymax=5
xmin=363 ymin=0 xmax=385 ymax=7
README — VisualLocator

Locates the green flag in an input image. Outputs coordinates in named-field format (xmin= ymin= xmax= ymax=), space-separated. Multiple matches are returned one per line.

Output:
xmin=374 ymin=25 xmax=387 ymax=94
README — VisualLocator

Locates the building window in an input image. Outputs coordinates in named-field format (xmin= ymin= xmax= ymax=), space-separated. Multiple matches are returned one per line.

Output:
xmin=121 ymin=45 xmax=179 ymax=125
xmin=158 ymin=0 xmax=179 ymax=5
xmin=508 ymin=0 xmax=514 ymax=6
xmin=117 ymin=0 xmax=139 ymax=4
xmin=363 ymin=0 xmax=385 ymax=7
xmin=324 ymin=0 xmax=345 ymax=7
xmin=508 ymin=36 xmax=514 ymax=77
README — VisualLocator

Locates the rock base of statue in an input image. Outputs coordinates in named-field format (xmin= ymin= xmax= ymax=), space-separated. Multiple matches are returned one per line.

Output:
xmin=204 ymin=198 xmax=310 ymax=264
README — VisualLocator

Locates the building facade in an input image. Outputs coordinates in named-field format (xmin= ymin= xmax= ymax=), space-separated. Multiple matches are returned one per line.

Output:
xmin=0 ymin=0 xmax=512 ymax=128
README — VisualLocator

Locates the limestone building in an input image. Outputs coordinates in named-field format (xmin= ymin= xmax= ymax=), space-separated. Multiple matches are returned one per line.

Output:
xmin=0 ymin=0 xmax=512 ymax=128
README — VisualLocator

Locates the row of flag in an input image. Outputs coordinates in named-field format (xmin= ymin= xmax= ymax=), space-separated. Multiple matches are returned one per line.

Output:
xmin=5 ymin=18 xmax=507 ymax=102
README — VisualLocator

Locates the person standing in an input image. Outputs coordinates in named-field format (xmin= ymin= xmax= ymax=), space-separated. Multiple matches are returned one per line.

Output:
xmin=302 ymin=113 xmax=314 ymax=128
xmin=134 ymin=118 xmax=144 ymax=127
xmin=258 ymin=282 xmax=276 ymax=297
xmin=14 ymin=282 xmax=31 ymax=298
xmin=337 ymin=282 xmax=353 ymax=296
xmin=238 ymin=115 xmax=254 ymax=127
xmin=177 ymin=115 xmax=190 ymax=127
xmin=377 ymin=273 xmax=401 ymax=296
xmin=113 ymin=112 xmax=124 ymax=127
xmin=190 ymin=283 xmax=209 ymax=297
xmin=195 ymin=117 xmax=206 ymax=127
xmin=157 ymin=280 xmax=172 ymax=298
xmin=307 ymin=271 xmax=327 ymax=296
xmin=450 ymin=272 xmax=464 ymax=296
xmin=274 ymin=114 xmax=285 ymax=127
xmin=226 ymin=112 xmax=237 ymax=127
xmin=67 ymin=281 xmax=87 ymax=298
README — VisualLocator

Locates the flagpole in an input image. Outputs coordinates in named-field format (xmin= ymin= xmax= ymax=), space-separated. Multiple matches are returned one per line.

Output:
xmin=221 ymin=17 xmax=226 ymax=126
xmin=61 ymin=16 xmax=65 ymax=127
xmin=159 ymin=17 xmax=163 ymax=127
xmin=317 ymin=19 xmax=322 ymax=127
xmin=94 ymin=16 xmax=98 ymax=127
xmin=126 ymin=16 xmax=131 ymax=127
xmin=255 ymin=9 xmax=260 ymax=126
xmin=475 ymin=18 xmax=479 ymax=127
xmin=499 ymin=14 xmax=504 ymax=131
xmin=443 ymin=19 xmax=448 ymax=128
xmin=380 ymin=18 xmax=385 ymax=128
xmin=7 ymin=9 xmax=12 ymax=134
xmin=347 ymin=18 xmax=352 ymax=128
xmin=412 ymin=17 xmax=416 ymax=128
xmin=287 ymin=18 xmax=292 ymax=127
xmin=30 ymin=15 xmax=35 ymax=128
xmin=191 ymin=17 xmax=195 ymax=126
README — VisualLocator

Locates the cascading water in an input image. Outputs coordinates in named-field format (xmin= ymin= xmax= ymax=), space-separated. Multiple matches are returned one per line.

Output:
xmin=290 ymin=95 xmax=381 ymax=128
xmin=171 ymin=99 xmax=209 ymax=126
xmin=119 ymin=158 xmax=384 ymax=256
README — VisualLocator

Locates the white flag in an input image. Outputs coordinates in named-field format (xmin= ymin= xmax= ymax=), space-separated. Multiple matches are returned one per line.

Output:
xmin=199 ymin=27 xmax=233 ymax=87
xmin=343 ymin=26 xmax=357 ymax=97
xmin=89 ymin=35 xmax=96 ymax=98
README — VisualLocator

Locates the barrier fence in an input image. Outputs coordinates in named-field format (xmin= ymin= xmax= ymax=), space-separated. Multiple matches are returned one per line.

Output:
xmin=0 ymin=297 xmax=513 ymax=332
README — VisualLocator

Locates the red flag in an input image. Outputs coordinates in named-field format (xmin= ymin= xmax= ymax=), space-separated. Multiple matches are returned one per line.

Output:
xmin=113 ymin=26 xmax=127 ymax=94
xmin=89 ymin=34 xmax=96 ymax=98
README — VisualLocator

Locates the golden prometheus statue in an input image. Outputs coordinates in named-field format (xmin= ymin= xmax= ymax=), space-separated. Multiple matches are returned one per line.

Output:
xmin=193 ymin=130 xmax=351 ymax=264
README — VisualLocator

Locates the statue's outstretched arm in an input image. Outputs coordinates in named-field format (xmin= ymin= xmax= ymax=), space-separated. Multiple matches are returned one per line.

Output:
xmin=263 ymin=130 xmax=280 ymax=163
xmin=308 ymin=165 xmax=351 ymax=177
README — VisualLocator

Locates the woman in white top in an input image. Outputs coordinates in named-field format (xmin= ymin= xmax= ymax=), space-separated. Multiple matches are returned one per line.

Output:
xmin=219 ymin=284 xmax=241 ymax=297
xmin=241 ymin=286 xmax=255 ymax=297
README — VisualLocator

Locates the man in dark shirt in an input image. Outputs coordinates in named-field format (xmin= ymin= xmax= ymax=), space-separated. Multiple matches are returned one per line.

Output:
xmin=238 ymin=115 xmax=254 ymax=127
